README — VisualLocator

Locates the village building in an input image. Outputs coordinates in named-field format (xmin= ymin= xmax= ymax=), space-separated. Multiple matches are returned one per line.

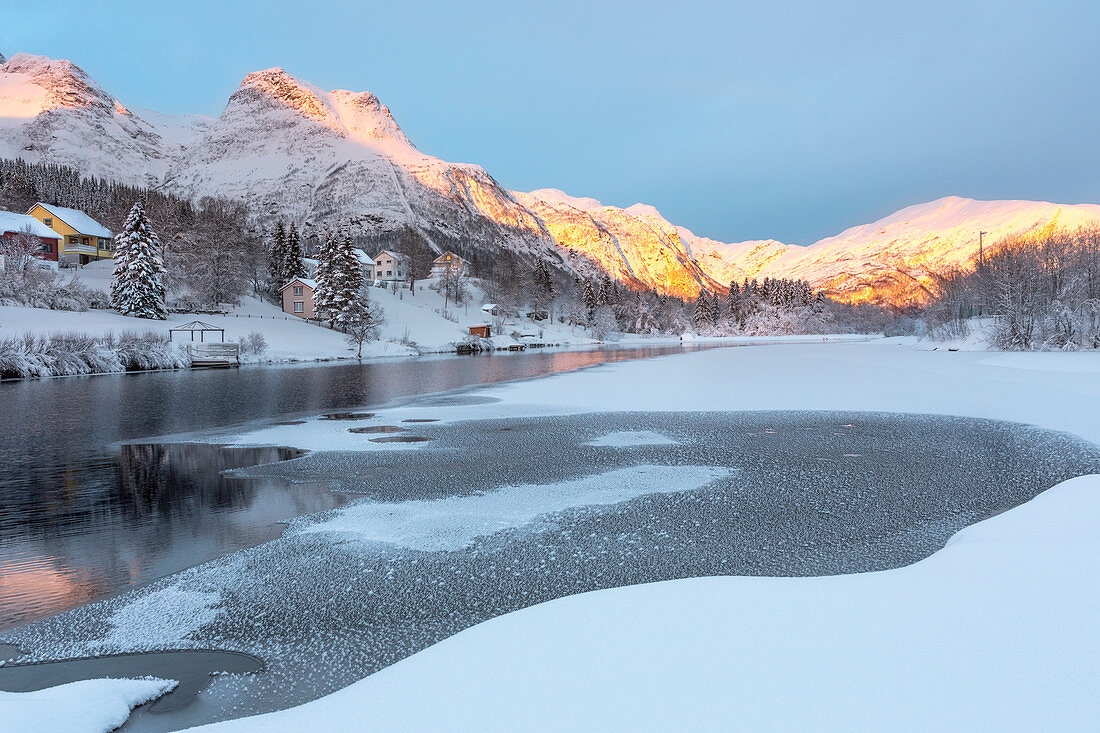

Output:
xmin=280 ymin=277 xmax=318 ymax=319
xmin=0 ymin=210 xmax=63 ymax=270
xmin=372 ymin=250 xmax=409 ymax=283
xmin=431 ymin=251 xmax=469 ymax=279
xmin=468 ymin=324 xmax=491 ymax=338
xmin=27 ymin=203 xmax=114 ymax=265
xmin=353 ymin=249 xmax=376 ymax=281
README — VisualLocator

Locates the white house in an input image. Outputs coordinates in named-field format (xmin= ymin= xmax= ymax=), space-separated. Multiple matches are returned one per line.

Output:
xmin=431 ymin=251 xmax=469 ymax=279
xmin=353 ymin=249 xmax=376 ymax=282
xmin=373 ymin=250 xmax=409 ymax=283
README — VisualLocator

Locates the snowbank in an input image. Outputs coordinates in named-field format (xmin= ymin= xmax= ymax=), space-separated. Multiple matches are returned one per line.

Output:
xmin=189 ymin=475 xmax=1100 ymax=731
xmin=220 ymin=340 xmax=1100 ymax=448
xmin=4 ymin=677 xmax=176 ymax=733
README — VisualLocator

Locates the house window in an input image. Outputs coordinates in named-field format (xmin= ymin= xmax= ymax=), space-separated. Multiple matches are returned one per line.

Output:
xmin=82 ymin=237 xmax=89 ymax=245
xmin=376 ymin=260 xmax=383 ymax=267
xmin=43 ymin=218 xmax=53 ymax=227
xmin=293 ymin=286 xmax=303 ymax=295
xmin=294 ymin=301 xmax=304 ymax=313
xmin=386 ymin=270 xmax=392 ymax=276
xmin=69 ymin=236 xmax=78 ymax=244
xmin=42 ymin=241 xmax=53 ymax=254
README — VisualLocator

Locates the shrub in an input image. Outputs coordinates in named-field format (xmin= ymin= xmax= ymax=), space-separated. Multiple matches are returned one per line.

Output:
xmin=238 ymin=331 xmax=268 ymax=356
xmin=0 ymin=331 xmax=188 ymax=379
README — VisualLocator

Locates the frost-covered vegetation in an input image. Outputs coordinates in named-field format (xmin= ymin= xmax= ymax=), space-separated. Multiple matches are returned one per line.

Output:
xmin=0 ymin=331 xmax=189 ymax=379
xmin=0 ymin=268 xmax=108 ymax=311
xmin=925 ymin=226 xmax=1100 ymax=349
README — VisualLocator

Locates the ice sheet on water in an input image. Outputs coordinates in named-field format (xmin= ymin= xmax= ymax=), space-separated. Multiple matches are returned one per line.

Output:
xmin=585 ymin=431 xmax=679 ymax=447
xmin=291 ymin=465 xmax=732 ymax=552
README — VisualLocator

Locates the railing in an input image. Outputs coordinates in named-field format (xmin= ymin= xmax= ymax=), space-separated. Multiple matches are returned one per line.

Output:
xmin=185 ymin=342 xmax=240 ymax=364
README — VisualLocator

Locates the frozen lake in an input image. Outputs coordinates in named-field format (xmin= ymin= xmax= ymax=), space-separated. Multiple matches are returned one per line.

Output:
xmin=0 ymin=344 xmax=698 ymax=630
xmin=3 ymin=402 xmax=1099 ymax=731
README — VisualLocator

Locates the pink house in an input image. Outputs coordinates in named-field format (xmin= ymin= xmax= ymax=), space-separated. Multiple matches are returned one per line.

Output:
xmin=280 ymin=278 xmax=318 ymax=319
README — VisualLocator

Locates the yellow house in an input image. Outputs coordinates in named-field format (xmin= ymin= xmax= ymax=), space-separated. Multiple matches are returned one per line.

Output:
xmin=27 ymin=203 xmax=114 ymax=264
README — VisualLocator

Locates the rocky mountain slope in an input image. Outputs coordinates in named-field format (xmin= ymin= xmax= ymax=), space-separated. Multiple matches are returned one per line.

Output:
xmin=3 ymin=52 xmax=1099 ymax=306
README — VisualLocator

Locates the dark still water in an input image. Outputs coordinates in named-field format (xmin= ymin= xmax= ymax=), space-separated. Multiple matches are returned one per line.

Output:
xmin=0 ymin=345 xmax=697 ymax=630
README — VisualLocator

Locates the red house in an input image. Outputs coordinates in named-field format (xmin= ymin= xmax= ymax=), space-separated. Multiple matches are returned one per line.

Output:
xmin=0 ymin=210 xmax=63 ymax=268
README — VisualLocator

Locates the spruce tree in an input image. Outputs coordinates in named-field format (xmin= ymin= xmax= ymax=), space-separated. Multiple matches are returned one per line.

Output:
xmin=597 ymin=276 xmax=613 ymax=306
xmin=726 ymin=280 xmax=740 ymax=321
xmin=315 ymin=233 xmax=365 ymax=328
xmin=283 ymin=222 xmax=308 ymax=280
xmin=334 ymin=234 xmax=365 ymax=328
xmin=111 ymin=202 xmax=167 ymax=319
xmin=692 ymin=291 xmax=712 ymax=330
xmin=582 ymin=279 xmax=598 ymax=315
xmin=312 ymin=231 xmax=338 ymax=322
xmin=268 ymin=221 xmax=287 ymax=290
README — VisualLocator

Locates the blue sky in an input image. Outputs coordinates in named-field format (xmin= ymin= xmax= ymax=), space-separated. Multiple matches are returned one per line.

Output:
xmin=5 ymin=1 xmax=1098 ymax=244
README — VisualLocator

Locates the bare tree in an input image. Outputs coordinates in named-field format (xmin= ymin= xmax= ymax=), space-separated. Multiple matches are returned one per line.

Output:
xmin=0 ymin=225 xmax=46 ymax=275
xmin=343 ymin=292 xmax=385 ymax=358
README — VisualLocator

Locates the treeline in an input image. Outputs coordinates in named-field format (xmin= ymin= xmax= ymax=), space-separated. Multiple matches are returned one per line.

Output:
xmin=481 ymin=264 xmax=893 ymax=338
xmin=925 ymin=226 xmax=1100 ymax=349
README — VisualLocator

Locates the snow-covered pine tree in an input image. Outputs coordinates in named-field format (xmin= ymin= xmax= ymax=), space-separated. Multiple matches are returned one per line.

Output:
xmin=582 ymin=279 xmax=598 ymax=315
xmin=312 ymin=231 xmax=338 ymax=322
xmin=316 ymin=234 xmax=366 ymax=328
xmin=692 ymin=291 xmax=712 ymax=330
xmin=110 ymin=202 xmax=167 ymax=319
xmin=724 ymin=281 xmax=737 ymax=319
xmin=333 ymin=234 xmax=365 ymax=328
xmin=597 ymin=276 xmax=613 ymax=306
xmin=268 ymin=221 xmax=287 ymax=290
xmin=283 ymin=223 xmax=308 ymax=281
xmin=532 ymin=260 xmax=553 ymax=306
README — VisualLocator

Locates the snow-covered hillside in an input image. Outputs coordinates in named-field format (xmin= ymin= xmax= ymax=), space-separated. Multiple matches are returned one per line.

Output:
xmin=3 ymin=53 xmax=1099 ymax=307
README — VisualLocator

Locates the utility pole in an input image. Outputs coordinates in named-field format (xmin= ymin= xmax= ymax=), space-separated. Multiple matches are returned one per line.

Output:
xmin=977 ymin=231 xmax=990 ymax=318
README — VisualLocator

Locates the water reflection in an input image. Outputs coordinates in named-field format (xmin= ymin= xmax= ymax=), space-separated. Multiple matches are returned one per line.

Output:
xmin=0 ymin=443 xmax=336 ymax=631
xmin=0 ymin=345 xmax=700 ymax=630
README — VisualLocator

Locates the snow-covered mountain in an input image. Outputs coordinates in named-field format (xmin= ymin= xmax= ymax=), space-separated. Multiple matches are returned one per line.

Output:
xmin=3 ymin=52 xmax=1099 ymax=307
xmin=0 ymin=53 xmax=211 ymax=185
xmin=687 ymin=197 xmax=1100 ymax=307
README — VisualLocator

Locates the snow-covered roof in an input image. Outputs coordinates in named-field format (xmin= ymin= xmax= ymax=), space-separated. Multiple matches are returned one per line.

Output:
xmin=373 ymin=249 xmax=407 ymax=261
xmin=353 ymin=249 xmax=375 ymax=266
xmin=280 ymin=277 xmax=318 ymax=290
xmin=433 ymin=251 xmax=468 ymax=264
xmin=481 ymin=303 xmax=499 ymax=311
xmin=31 ymin=203 xmax=112 ymax=237
xmin=0 ymin=210 xmax=61 ymax=239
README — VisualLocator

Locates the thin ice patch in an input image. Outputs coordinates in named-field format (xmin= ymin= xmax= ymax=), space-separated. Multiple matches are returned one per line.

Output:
xmin=292 ymin=464 xmax=731 ymax=552
xmin=95 ymin=586 xmax=222 ymax=651
xmin=586 ymin=431 xmax=679 ymax=447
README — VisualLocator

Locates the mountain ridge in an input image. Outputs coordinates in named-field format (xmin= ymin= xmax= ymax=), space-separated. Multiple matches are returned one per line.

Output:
xmin=2 ymin=52 xmax=1098 ymax=307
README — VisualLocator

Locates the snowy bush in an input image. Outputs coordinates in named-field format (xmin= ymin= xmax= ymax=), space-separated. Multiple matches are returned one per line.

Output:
xmin=0 ymin=270 xmax=101 ymax=311
xmin=237 ymin=331 xmax=268 ymax=357
xmin=0 ymin=331 xmax=189 ymax=379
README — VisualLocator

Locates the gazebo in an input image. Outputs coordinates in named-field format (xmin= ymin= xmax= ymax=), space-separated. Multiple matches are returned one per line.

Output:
xmin=168 ymin=320 xmax=225 ymax=343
